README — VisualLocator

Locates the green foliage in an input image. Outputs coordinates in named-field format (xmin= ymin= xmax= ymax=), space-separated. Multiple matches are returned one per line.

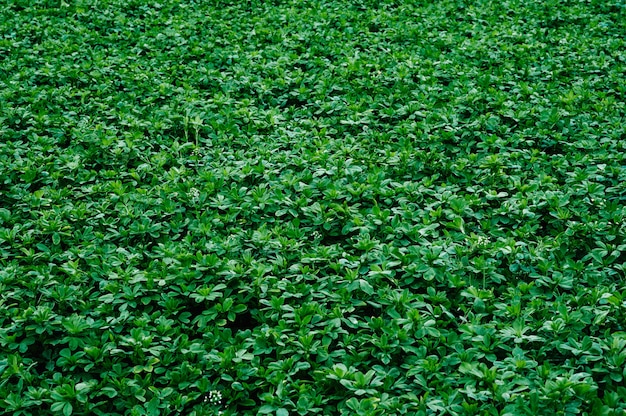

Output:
xmin=2 ymin=0 xmax=626 ymax=414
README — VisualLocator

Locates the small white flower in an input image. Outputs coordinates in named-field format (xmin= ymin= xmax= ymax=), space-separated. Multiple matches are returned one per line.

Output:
xmin=472 ymin=235 xmax=490 ymax=249
xmin=204 ymin=390 xmax=222 ymax=405
xmin=190 ymin=187 xmax=201 ymax=201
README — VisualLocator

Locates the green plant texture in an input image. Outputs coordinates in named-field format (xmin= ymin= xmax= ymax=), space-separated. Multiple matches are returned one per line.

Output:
xmin=2 ymin=0 xmax=626 ymax=414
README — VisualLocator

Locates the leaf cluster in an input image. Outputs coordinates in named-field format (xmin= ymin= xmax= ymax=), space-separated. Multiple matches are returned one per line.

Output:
xmin=1 ymin=0 xmax=626 ymax=414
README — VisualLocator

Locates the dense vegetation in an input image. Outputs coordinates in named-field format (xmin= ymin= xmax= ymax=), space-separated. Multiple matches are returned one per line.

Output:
xmin=1 ymin=0 xmax=626 ymax=414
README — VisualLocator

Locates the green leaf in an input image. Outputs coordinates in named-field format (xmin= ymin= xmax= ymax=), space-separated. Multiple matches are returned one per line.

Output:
xmin=258 ymin=405 xmax=276 ymax=414
xmin=146 ymin=397 xmax=160 ymax=416
xmin=359 ymin=279 xmax=374 ymax=295
xmin=100 ymin=387 xmax=118 ymax=398
xmin=61 ymin=402 xmax=73 ymax=416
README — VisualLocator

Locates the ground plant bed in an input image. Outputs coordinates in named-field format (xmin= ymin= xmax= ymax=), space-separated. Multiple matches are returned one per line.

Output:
xmin=1 ymin=0 xmax=626 ymax=415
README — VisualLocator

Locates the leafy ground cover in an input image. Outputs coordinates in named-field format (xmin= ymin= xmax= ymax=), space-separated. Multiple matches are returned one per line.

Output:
xmin=1 ymin=0 xmax=626 ymax=414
